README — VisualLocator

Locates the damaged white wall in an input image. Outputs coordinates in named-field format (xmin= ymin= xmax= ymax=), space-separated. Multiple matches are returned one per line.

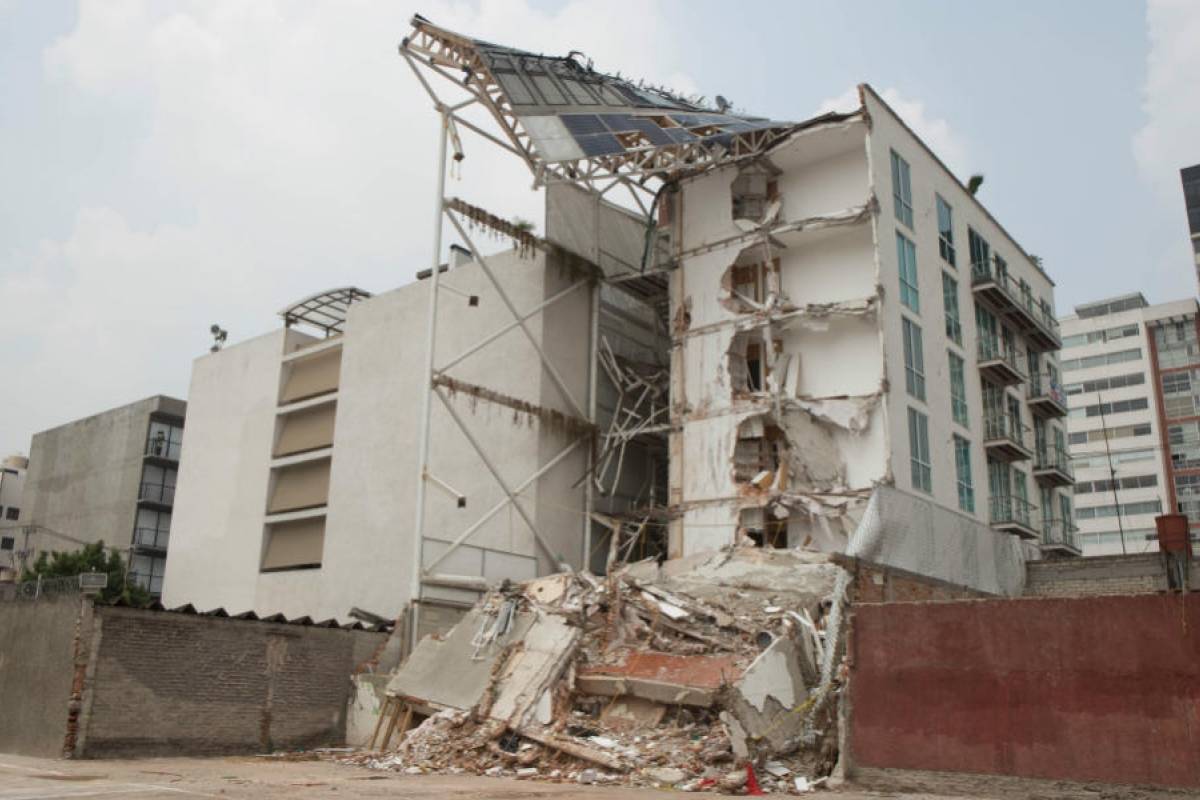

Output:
xmin=667 ymin=88 xmax=1070 ymax=593
xmin=669 ymin=117 xmax=887 ymax=558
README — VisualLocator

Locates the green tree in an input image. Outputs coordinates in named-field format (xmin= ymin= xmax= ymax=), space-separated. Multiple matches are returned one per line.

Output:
xmin=23 ymin=541 xmax=152 ymax=605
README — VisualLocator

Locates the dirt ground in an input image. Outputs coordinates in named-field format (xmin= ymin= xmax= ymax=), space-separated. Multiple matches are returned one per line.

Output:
xmin=1 ymin=753 xmax=1194 ymax=800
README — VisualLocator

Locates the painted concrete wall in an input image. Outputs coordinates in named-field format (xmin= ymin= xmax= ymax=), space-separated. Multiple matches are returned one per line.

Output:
xmin=165 ymin=249 xmax=590 ymax=622
xmin=22 ymin=396 xmax=186 ymax=558
xmin=0 ymin=596 xmax=81 ymax=757
xmin=850 ymin=594 xmax=1200 ymax=788
xmin=163 ymin=330 xmax=296 ymax=615
xmin=862 ymin=87 xmax=1063 ymax=540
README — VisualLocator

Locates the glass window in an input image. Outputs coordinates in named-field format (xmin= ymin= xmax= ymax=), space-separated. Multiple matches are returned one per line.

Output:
xmin=949 ymin=351 xmax=968 ymax=427
xmin=936 ymin=194 xmax=955 ymax=266
xmin=896 ymin=232 xmax=920 ymax=312
xmin=953 ymin=435 xmax=974 ymax=512
xmin=146 ymin=420 xmax=184 ymax=460
xmin=968 ymin=228 xmax=990 ymax=274
xmin=902 ymin=318 xmax=926 ymax=401
xmin=942 ymin=271 xmax=961 ymax=345
xmin=908 ymin=408 xmax=932 ymax=493
xmin=891 ymin=149 xmax=913 ymax=228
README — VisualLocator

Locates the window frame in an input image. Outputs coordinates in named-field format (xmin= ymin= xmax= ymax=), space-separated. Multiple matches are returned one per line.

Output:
xmin=942 ymin=271 xmax=962 ymax=345
xmin=908 ymin=407 xmax=933 ymax=494
xmin=936 ymin=194 xmax=955 ymax=266
xmin=902 ymin=317 xmax=927 ymax=401
xmin=953 ymin=434 xmax=975 ymax=512
xmin=949 ymin=350 xmax=969 ymax=428
xmin=896 ymin=231 xmax=920 ymax=312
xmin=891 ymin=149 xmax=913 ymax=229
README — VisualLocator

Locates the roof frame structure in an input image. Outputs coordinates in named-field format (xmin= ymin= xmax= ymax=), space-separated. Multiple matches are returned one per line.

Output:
xmin=279 ymin=287 xmax=372 ymax=337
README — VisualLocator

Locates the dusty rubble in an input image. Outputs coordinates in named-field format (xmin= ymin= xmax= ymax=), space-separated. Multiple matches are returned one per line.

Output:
xmin=343 ymin=547 xmax=848 ymax=794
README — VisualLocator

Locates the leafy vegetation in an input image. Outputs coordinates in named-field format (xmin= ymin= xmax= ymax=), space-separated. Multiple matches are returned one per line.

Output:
xmin=22 ymin=541 xmax=153 ymax=605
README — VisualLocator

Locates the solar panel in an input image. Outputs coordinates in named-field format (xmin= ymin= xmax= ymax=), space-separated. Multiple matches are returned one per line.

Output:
xmin=561 ymin=114 xmax=607 ymax=135
xmin=574 ymin=133 xmax=626 ymax=157
xmin=598 ymin=113 xmax=637 ymax=132
xmin=664 ymin=128 xmax=697 ymax=144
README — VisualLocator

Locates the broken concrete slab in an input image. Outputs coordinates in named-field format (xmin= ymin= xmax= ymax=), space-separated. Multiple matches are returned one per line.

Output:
xmin=727 ymin=635 xmax=809 ymax=753
xmin=488 ymin=613 xmax=580 ymax=727
xmin=576 ymin=651 xmax=740 ymax=707
xmin=386 ymin=608 xmax=534 ymax=711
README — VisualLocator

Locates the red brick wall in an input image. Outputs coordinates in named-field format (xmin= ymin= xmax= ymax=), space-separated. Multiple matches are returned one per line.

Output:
xmin=848 ymin=560 xmax=988 ymax=603
xmin=849 ymin=594 xmax=1200 ymax=789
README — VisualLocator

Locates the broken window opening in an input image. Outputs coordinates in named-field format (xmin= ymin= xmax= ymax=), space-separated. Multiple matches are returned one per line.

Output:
xmin=728 ymin=331 xmax=783 ymax=396
xmin=740 ymin=507 xmax=789 ymax=549
xmin=731 ymin=162 xmax=780 ymax=224
xmin=722 ymin=248 xmax=781 ymax=314
xmin=733 ymin=415 xmax=788 ymax=487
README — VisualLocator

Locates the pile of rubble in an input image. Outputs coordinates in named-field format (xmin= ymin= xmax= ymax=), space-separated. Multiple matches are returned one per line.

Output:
xmin=346 ymin=547 xmax=848 ymax=793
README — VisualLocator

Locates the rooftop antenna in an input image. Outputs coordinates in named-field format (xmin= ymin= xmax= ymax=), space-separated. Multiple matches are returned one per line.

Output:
xmin=209 ymin=324 xmax=228 ymax=353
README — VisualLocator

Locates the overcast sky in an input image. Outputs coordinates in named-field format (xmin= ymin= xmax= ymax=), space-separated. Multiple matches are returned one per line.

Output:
xmin=1 ymin=0 xmax=1197 ymax=457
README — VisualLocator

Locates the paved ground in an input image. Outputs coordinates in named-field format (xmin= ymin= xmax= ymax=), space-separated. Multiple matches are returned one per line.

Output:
xmin=0 ymin=754 xmax=1193 ymax=800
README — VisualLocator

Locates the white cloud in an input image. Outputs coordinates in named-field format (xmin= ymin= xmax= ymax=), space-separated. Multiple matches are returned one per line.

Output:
xmin=1133 ymin=0 xmax=1200 ymax=202
xmin=816 ymin=85 xmax=970 ymax=179
xmin=0 ymin=0 xmax=695 ymax=455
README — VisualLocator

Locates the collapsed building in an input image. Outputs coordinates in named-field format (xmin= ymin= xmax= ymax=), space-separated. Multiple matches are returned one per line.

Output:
xmin=167 ymin=14 xmax=1071 ymax=628
xmin=326 ymin=15 xmax=1076 ymax=790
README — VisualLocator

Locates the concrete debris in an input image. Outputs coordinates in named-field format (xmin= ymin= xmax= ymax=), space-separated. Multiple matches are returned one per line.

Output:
xmin=348 ymin=546 xmax=846 ymax=793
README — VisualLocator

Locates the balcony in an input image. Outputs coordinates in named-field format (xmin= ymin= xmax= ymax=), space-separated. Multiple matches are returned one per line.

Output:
xmin=989 ymin=494 xmax=1038 ymax=539
xmin=1040 ymin=517 xmax=1082 ymax=557
xmin=138 ymin=481 xmax=175 ymax=507
xmin=983 ymin=413 xmax=1032 ymax=462
xmin=1026 ymin=373 xmax=1068 ymax=418
xmin=1033 ymin=445 xmax=1074 ymax=487
xmin=132 ymin=526 xmax=170 ymax=552
xmin=971 ymin=259 xmax=1061 ymax=351
xmin=977 ymin=337 xmax=1026 ymax=387
xmin=144 ymin=439 xmax=181 ymax=463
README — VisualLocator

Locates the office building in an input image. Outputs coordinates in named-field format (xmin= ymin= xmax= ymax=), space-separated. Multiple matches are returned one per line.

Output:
xmin=1060 ymin=294 xmax=1200 ymax=554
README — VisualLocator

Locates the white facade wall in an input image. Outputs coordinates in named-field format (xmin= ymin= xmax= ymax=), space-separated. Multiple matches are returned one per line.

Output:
xmin=666 ymin=86 xmax=1066 ymax=586
xmin=1060 ymin=297 xmax=1197 ymax=555
xmin=863 ymin=87 xmax=1066 ymax=554
xmin=164 ymin=250 xmax=591 ymax=622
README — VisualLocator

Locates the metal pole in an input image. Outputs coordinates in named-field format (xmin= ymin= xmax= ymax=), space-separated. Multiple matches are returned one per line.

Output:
xmin=1096 ymin=391 xmax=1127 ymax=555
xmin=408 ymin=107 xmax=450 ymax=652
xmin=583 ymin=281 xmax=600 ymax=572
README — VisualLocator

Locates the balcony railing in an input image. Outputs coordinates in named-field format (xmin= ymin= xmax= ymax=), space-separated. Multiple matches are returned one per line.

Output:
xmin=139 ymin=481 xmax=175 ymax=506
xmin=977 ymin=336 xmax=1026 ymax=384
xmin=971 ymin=259 xmax=1061 ymax=348
xmin=1041 ymin=517 xmax=1080 ymax=552
xmin=990 ymin=494 xmax=1036 ymax=530
xmin=984 ymin=412 xmax=1027 ymax=447
xmin=145 ymin=440 xmax=182 ymax=461
xmin=1034 ymin=444 xmax=1074 ymax=486
xmin=1027 ymin=372 xmax=1068 ymax=417
xmin=133 ymin=526 xmax=170 ymax=551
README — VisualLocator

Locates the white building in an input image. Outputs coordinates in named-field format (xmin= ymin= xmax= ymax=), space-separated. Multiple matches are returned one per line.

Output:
xmin=163 ymin=250 xmax=601 ymax=625
xmin=165 ymin=25 xmax=1078 ymax=623
xmin=664 ymin=85 xmax=1075 ymax=568
xmin=1060 ymin=293 xmax=1200 ymax=555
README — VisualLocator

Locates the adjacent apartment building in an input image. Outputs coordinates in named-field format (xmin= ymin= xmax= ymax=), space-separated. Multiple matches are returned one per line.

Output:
xmin=1182 ymin=164 xmax=1200 ymax=292
xmin=1059 ymin=293 xmax=1200 ymax=555
xmin=19 ymin=396 xmax=186 ymax=595
xmin=0 ymin=454 xmax=29 ymax=581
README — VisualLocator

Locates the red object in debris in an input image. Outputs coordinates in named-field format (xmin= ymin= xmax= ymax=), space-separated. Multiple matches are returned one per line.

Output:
xmin=1155 ymin=514 xmax=1192 ymax=555
xmin=744 ymin=763 xmax=765 ymax=796
xmin=578 ymin=651 xmax=741 ymax=689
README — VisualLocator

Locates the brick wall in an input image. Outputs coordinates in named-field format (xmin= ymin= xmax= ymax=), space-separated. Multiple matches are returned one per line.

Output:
xmin=838 ymin=555 xmax=991 ymax=603
xmin=849 ymin=593 xmax=1200 ymax=789
xmin=1025 ymin=553 xmax=1200 ymax=597
xmin=0 ymin=596 xmax=81 ymax=757
xmin=77 ymin=606 xmax=385 ymax=757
